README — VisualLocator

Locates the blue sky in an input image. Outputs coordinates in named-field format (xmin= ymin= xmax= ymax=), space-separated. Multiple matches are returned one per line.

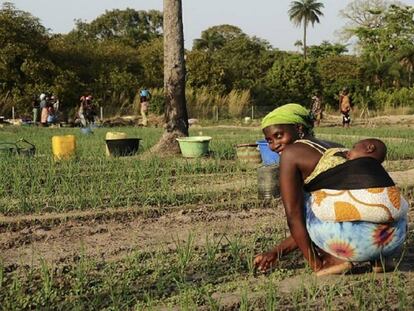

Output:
xmin=6 ymin=0 xmax=414 ymax=51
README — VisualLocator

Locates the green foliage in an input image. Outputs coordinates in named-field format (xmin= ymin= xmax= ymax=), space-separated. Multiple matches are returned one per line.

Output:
xmin=73 ymin=8 xmax=162 ymax=47
xmin=371 ymin=87 xmax=414 ymax=110
xmin=0 ymin=3 xmax=165 ymax=118
xmin=317 ymin=55 xmax=363 ymax=108
xmin=48 ymin=35 xmax=143 ymax=113
xmin=138 ymin=37 xmax=164 ymax=88
xmin=193 ymin=24 xmax=244 ymax=53
xmin=0 ymin=2 xmax=53 ymax=114
xmin=349 ymin=4 xmax=414 ymax=88
xmin=265 ymin=54 xmax=320 ymax=107
xmin=188 ymin=26 xmax=276 ymax=100
xmin=308 ymin=41 xmax=348 ymax=59
xmin=2 ymin=2 xmax=414 ymax=118
xmin=147 ymin=88 xmax=165 ymax=115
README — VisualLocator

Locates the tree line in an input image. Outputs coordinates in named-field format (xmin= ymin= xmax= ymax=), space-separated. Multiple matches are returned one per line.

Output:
xmin=1 ymin=0 xmax=413 ymax=119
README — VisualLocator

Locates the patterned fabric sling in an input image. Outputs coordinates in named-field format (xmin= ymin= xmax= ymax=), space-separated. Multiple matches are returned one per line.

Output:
xmin=294 ymin=140 xmax=408 ymax=261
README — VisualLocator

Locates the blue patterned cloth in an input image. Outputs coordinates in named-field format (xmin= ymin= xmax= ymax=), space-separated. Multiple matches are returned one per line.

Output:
xmin=305 ymin=195 xmax=407 ymax=262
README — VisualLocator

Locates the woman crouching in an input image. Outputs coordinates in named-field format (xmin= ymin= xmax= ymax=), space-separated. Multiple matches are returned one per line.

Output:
xmin=254 ymin=104 xmax=408 ymax=276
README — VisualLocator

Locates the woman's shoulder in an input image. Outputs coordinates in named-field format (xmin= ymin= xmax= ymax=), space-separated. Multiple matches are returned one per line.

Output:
xmin=299 ymin=138 xmax=344 ymax=149
xmin=283 ymin=141 xmax=319 ymax=158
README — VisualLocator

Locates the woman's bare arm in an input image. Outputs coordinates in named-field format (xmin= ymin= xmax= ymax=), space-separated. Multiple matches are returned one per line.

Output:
xmin=278 ymin=144 xmax=322 ymax=271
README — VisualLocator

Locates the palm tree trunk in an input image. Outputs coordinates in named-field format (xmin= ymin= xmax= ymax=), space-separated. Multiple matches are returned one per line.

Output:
xmin=151 ymin=0 xmax=189 ymax=154
xmin=303 ymin=17 xmax=307 ymax=59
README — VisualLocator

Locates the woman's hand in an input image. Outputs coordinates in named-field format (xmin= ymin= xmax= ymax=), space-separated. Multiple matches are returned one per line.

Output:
xmin=253 ymin=236 xmax=298 ymax=273
xmin=253 ymin=251 xmax=278 ymax=272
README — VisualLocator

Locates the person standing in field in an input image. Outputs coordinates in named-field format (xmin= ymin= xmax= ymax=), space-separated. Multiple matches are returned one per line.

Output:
xmin=139 ymin=88 xmax=151 ymax=127
xmin=339 ymin=88 xmax=352 ymax=128
xmin=311 ymin=92 xmax=323 ymax=127
xmin=40 ymin=94 xmax=49 ymax=127
xmin=32 ymin=95 xmax=40 ymax=125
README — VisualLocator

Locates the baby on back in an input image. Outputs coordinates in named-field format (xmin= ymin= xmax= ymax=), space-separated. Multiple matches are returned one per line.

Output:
xmin=346 ymin=138 xmax=387 ymax=163
xmin=306 ymin=137 xmax=408 ymax=224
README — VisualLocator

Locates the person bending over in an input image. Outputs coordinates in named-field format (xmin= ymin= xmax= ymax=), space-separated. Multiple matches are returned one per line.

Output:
xmin=254 ymin=104 xmax=408 ymax=276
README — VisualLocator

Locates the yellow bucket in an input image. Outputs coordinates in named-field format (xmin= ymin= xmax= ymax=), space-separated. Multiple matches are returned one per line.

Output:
xmin=52 ymin=135 xmax=76 ymax=160
xmin=105 ymin=132 xmax=127 ymax=156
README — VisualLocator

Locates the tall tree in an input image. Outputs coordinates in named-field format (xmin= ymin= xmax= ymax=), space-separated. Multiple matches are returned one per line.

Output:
xmin=73 ymin=8 xmax=163 ymax=47
xmin=0 ymin=2 xmax=52 ymax=114
xmin=288 ymin=0 xmax=324 ymax=59
xmin=193 ymin=25 xmax=244 ymax=53
xmin=294 ymin=39 xmax=303 ymax=53
xmin=339 ymin=0 xmax=391 ymax=41
xmin=152 ymin=0 xmax=188 ymax=154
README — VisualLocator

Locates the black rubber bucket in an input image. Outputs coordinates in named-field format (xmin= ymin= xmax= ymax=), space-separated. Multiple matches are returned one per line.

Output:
xmin=105 ymin=138 xmax=141 ymax=157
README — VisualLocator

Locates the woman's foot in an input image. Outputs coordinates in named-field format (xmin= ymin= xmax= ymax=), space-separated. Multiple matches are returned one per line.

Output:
xmin=316 ymin=262 xmax=353 ymax=276
xmin=371 ymin=258 xmax=395 ymax=273
xmin=316 ymin=253 xmax=352 ymax=276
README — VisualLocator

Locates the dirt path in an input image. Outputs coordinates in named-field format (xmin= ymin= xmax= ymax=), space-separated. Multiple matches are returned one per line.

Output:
xmin=0 ymin=205 xmax=283 ymax=267
xmin=390 ymin=169 xmax=414 ymax=188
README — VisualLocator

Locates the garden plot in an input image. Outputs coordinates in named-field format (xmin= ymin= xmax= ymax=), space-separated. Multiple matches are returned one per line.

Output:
xmin=0 ymin=125 xmax=413 ymax=310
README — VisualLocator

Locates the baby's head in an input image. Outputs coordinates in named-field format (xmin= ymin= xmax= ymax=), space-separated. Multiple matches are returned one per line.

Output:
xmin=347 ymin=138 xmax=387 ymax=163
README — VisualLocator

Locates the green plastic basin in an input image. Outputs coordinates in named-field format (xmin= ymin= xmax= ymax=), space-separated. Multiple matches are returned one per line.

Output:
xmin=176 ymin=136 xmax=212 ymax=158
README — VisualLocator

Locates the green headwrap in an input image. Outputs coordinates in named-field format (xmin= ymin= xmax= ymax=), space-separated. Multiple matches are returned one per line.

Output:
xmin=261 ymin=103 xmax=313 ymax=130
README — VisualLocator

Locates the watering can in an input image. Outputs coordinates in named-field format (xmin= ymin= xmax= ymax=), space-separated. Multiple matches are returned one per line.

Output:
xmin=0 ymin=138 xmax=36 ymax=157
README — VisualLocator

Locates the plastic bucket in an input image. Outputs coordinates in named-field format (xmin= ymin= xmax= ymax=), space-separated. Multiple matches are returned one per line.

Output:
xmin=105 ymin=138 xmax=140 ymax=157
xmin=52 ymin=135 xmax=76 ymax=160
xmin=105 ymin=132 xmax=128 ymax=156
xmin=257 ymin=164 xmax=280 ymax=199
xmin=235 ymin=143 xmax=261 ymax=164
xmin=176 ymin=136 xmax=212 ymax=158
xmin=256 ymin=139 xmax=280 ymax=165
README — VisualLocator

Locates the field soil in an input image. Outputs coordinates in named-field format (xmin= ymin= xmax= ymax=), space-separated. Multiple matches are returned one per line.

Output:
xmin=0 ymin=206 xmax=281 ymax=267
xmin=1 ymin=118 xmax=414 ymax=308
xmin=1 ymin=166 xmax=413 ymax=309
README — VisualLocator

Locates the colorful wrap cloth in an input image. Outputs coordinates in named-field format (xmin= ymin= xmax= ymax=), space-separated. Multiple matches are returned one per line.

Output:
xmin=310 ymin=187 xmax=409 ymax=223
xmin=305 ymin=196 xmax=407 ymax=261
xmin=305 ymin=152 xmax=409 ymax=223
xmin=299 ymin=146 xmax=408 ymax=262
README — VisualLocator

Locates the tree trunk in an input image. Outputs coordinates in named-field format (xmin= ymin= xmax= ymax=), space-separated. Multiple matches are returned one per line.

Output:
xmin=151 ymin=0 xmax=189 ymax=154
xmin=303 ymin=18 xmax=307 ymax=59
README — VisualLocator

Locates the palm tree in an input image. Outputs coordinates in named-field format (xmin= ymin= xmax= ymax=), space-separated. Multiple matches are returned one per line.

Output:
xmin=288 ymin=0 xmax=324 ymax=59
xmin=294 ymin=39 xmax=303 ymax=53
